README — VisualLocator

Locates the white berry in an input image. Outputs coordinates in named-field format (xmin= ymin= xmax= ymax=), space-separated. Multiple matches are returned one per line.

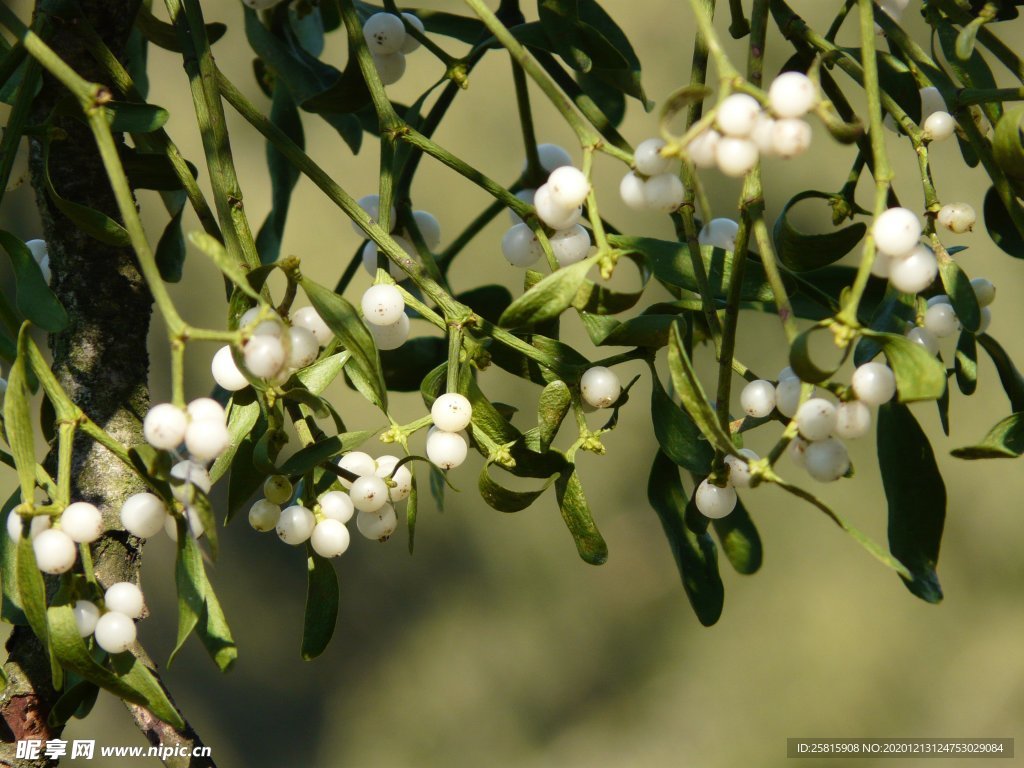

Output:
xmin=361 ymin=284 xmax=406 ymax=326
xmin=374 ymin=455 xmax=413 ymax=502
xmin=399 ymin=12 xmax=424 ymax=53
xmin=143 ymin=403 xmax=187 ymax=450
xmin=788 ymin=436 xmax=809 ymax=468
xmin=286 ymin=326 xmax=319 ymax=370
xmin=426 ymin=429 xmax=468 ymax=469
xmin=889 ymin=245 xmax=937 ymax=294
xmin=104 ymin=582 xmax=144 ymax=619
xmin=164 ymin=507 xmax=204 ymax=541
xmin=771 ymin=118 xmax=812 ymax=158
xmin=920 ymin=86 xmax=946 ymax=117
xmin=715 ymin=137 xmax=759 ymax=177
xmin=363 ymin=13 xmax=406 ymax=55
xmin=698 ymin=218 xmax=739 ymax=251
xmin=851 ymin=362 xmax=896 ymax=406
xmin=276 ymin=505 xmax=315 ymax=545
xmin=834 ymin=400 xmax=872 ymax=439
xmin=580 ymin=366 xmax=621 ymax=409
xmin=937 ymin=202 xmax=976 ymax=233
xmin=211 ymin=346 xmax=248 ymax=391
xmin=775 ymin=376 xmax=803 ymax=418
xmin=411 ymin=210 xmax=441 ymax=248
xmin=923 ymin=111 xmax=956 ymax=141
xmin=501 ymin=223 xmax=543 ymax=268
xmin=311 ymin=519 xmax=351 ymax=558
xmin=978 ymin=306 xmax=993 ymax=334
xmin=367 ymin=312 xmax=410 ymax=351
xmin=356 ymin=504 xmax=397 ymax=541
xmin=870 ymin=252 xmax=893 ymax=278
xmin=716 ymin=94 xmax=761 ymax=137
xmin=804 ymin=437 xmax=850 ymax=482
xmin=73 ymin=600 xmax=99 ymax=638
xmin=549 ymin=224 xmax=591 ymax=266
xmin=263 ymin=475 xmax=293 ymax=505
xmin=643 ymin=173 xmax=685 ymax=213
xmin=695 ymin=479 xmax=737 ymax=519
xmin=352 ymin=194 xmax=397 ymax=236
xmin=924 ymin=302 xmax=960 ymax=338
xmin=319 ymin=491 xmax=355 ymax=524
xmin=534 ymin=184 xmax=582 ymax=230
xmin=750 ymin=113 xmax=777 ymax=156
xmin=184 ymin=419 xmax=229 ymax=462
xmin=120 ymin=493 xmax=167 ymax=539
xmin=769 ymin=72 xmax=817 ymax=118
xmin=33 ymin=529 xmax=77 ymax=574
xmin=533 ymin=143 xmax=573 ymax=173
xmin=349 ymin=475 xmax=389 ymax=512
xmin=795 ymin=398 xmax=838 ymax=441
xmin=508 ymin=189 xmax=536 ymax=224
xmin=546 ymin=166 xmax=590 ymax=209
xmin=243 ymin=334 xmax=287 ymax=379
xmin=169 ymin=460 xmax=211 ymax=504
xmin=432 ymin=392 xmax=473 ymax=432
xmin=725 ymin=448 xmax=759 ymax=488
xmin=906 ymin=326 xmax=939 ymax=356
xmin=971 ymin=277 xmax=996 ymax=307
xmin=187 ymin=397 xmax=225 ymax=424
xmin=619 ymin=172 xmax=648 ymax=210
xmin=60 ymin=502 xmax=103 ymax=544
xmin=687 ymin=129 xmax=721 ymax=168
xmin=337 ymin=451 xmax=376 ymax=489
xmin=634 ymin=138 xmax=673 ymax=176
xmin=248 ymin=499 xmax=281 ymax=532
xmin=291 ymin=307 xmax=332 ymax=346
xmin=873 ymin=207 xmax=921 ymax=258
xmin=740 ymin=379 xmax=776 ymax=418
xmin=360 ymin=239 xmax=409 ymax=281
xmin=94 ymin=611 xmax=136 ymax=654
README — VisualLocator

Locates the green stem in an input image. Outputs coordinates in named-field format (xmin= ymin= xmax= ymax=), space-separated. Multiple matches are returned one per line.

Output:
xmin=687 ymin=0 xmax=741 ymax=79
xmin=751 ymin=210 xmax=797 ymax=341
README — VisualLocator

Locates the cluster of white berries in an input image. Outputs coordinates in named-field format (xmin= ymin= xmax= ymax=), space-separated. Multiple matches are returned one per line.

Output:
xmin=687 ymin=73 xmax=817 ymax=178
xmin=212 ymin=305 xmax=331 ymax=392
xmin=25 ymin=239 xmax=51 ymax=283
xmin=143 ymin=398 xmax=229 ymax=463
xmin=619 ymin=138 xmax=685 ymax=213
xmin=503 ymin=154 xmax=593 ymax=269
xmin=870 ymin=207 xmax=939 ymax=295
xmin=7 ymin=501 xmax=103 ymax=575
xmin=362 ymin=11 xmax=426 ymax=86
xmin=361 ymin=282 xmax=410 ymax=351
xmin=885 ymin=86 xmax=957 ymax=142
xmin=356 ymin=195 xmax=441 ymax=281
xmin=910 ymin=278 xmax=996 ymax=354
xmin=73 ymin=581 xmax=144 ymax=654
xmin=426 ymin=393 xmax=473 ymax=469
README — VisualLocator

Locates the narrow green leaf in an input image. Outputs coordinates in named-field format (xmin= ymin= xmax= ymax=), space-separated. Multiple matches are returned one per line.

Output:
xmin=579 ymin=311 xmax=675 ymax=347
xmin=48 ymin=677 xmax=100 ymax=728
xmin=992 ymin=107 xmax=1024 ymax=183
xmin=977 ymin=334 xmax=1024 ymax=411
xmin=789 ymin=321 xmax=850 ymax=384
xmin=187 ymin=232 xmax=261 ymax=301
xmin=42 ymin=143 xmax=129 ymax=246
xmin=135 ymin=5 xmax=226 ymax=52
xmin=878 ymin=403 xmax=946 ymax=603
xmin=498 ymin=255 xmax=597 ymax=328
xmin=954 ymin=331 xmax=978 ymax=396
xmin=295 ymin=350 xmax=350 ymax=395
xmin=937 ymin=254 xmax=981 ymax=332
xmin=171 ymin=533 xmax=237 ymax=671
xmin=982 ymin=185 xmax=1024 ymax=258
xmin=301 ymin=550 xmax=338 ymax=660
xmin=226 ymin=427 xmax=265 ymax=524
xmin=0 ymin=489 xmax=26 ymax=624
xmin=647 ymin=451 xmax=724 ymax=626
xmin=862 ymin=330 xmax=947 ymax=402
xmin=301 ymin=278 xmax=387 ymax=409
xmin=16 ymin=536 xmax=51 ymax=661
xmin=105 ymin=101 xmax=169 ymax=133
xmin=951 ymin=412 xmax=1024 ymax=459
xmin=554 ymin=466 xmax=607 ymax=565
xmin=406 ymin=475 xmax=418 ymax=554
xmin=666 ymin=323 xmax=735 ymax=455
xmin=537 ymin=380 xmax=571 ymax=452
xmin=0 ymin=232 xmax=68 ymax=332
xmin=210 ymin=397 xmax=261 ymax=484
xmin=650 ymin=372 xmax=713 ymax=474
xmin=479 ymin=462 xmax=558 ymax=512
xmin=278 ymin=431 xmax=375 ymax=476
xmin=380 ymin=337 xmax=446 ymax=392
xmin=773 ymin=191 xmax=866 ymax=272
xmin=711 ymin=497 xmax=762 ymax=575
xmin=155 ymin=197 xmax=186 ymax=283
xmin=5 ymin=326 xmax=37 ymax=502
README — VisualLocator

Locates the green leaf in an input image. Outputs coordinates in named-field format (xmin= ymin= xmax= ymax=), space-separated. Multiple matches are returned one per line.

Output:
xmin=48 ymin=604 xmax=184 ymax=729
xmin=48 ymin=677 xmax=100 ymax=728
xmin=789 ymin=321 xmax=850 ymax=384
xmin=301 ymin=550 xmax=339 ymax=660
xmin=773 ymin=191 xmax=866 ymax=272
xmin=711 ymin=497 xmax=762 ymax=575
xmin=991 ymin=106 xmax=1024 ymax=183
xmin=227 ymin=427 xmax=265 ymax=524
xmin=5 ymin=326 xmax=37 ymax=502
xmin=650 ymin=372 xmax=713 ymax=474
xmin=171 ymin=533 xmax=237 ymax=671
xmin=841 ymin=48 xmax=922 ymax=124
xmin=187 ymin=232 xmax=261 ymax=301
xmin=210 ymin=397 xmax=260 ymax=484
xmin=155 ymin=196 xmax=186 ymax=283
xmin=456 ymin=284 xmax=513 ymax=325
xmin=278 ymin=431 xmax=375 ymax=476
xmin=982 ymin=185 xmax=1024 ymax=258
xmin=576 ymin=71 xmax=625 ymax=127
xmin=977 ymin=334 xmax=1024 ymax=411
xmin=105 ymin=101 xmax=169 ymax=133
xmin=301 ymin=277 xmax=387 ymax=409
xmin=554 ymin=466 xmax=607 ymax=565
xmin=878 ymin=403 xmax=946 ymax=603
xmin=380 ymin=337 xmax=446 ymax=392
xmin=0 ymin=232 xmax=68 ymax=332
xmin=537 ymin=380 xmax=571 ymax=452
xmin=951 ymin=412 xmax=1024 ymax=459
xmin=42 ymin=142 xmax=129 ymax=247
xmin=937 ymin=254 xmax=981 ymax=332
xmin=295 ymin=350 xmax=349 ymax=395
xmin=479 ymin=462 xmax=558 ymax=512
xmin=135 ymin=5 xmax=226 ymax=52
xmin=954 ymin=331 xmax=978 ymax=396
xmin=862 ymin=329 xmax=947 ymax=402
xmin=16 ymin=536 xmax=53 ymax=672
xmin=666 ymin=323 xmax=734 ymax=455
xmin=577 ymin=0 xmax=648 ymax=103
xmin=537 ymin=0 xmax=626 ymax=73
xmin=122 ymin=150 xmax=195 ymax=191
xmin=579 ymin=311 xmax=676 ymax=347
xmin=647 ymin=451 xmax=724 ymax=626
xmin=499 ymin=255 xmax=598 ymax=328
xmin=0 ymin=489 xmax=26 ymax=624
xmin=406 ymin=475 xmax=418 ymax=554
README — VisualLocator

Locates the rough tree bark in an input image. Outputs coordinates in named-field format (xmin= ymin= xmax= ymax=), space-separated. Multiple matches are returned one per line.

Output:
xmin=0 ymin=3 xmax=212 ymax=766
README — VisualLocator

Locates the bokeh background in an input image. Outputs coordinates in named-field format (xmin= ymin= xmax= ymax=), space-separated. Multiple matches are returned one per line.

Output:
xmin=2 ymin=1 xmax=1024 ymax=766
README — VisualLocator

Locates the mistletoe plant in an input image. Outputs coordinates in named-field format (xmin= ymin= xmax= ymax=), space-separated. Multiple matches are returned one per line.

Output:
xmin=2 ymin=0 xmax=1024 ymax=756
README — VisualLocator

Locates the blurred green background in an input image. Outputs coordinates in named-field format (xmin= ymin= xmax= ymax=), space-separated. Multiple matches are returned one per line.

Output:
xmin=3 ymin=1 xmax=1024 ymax=766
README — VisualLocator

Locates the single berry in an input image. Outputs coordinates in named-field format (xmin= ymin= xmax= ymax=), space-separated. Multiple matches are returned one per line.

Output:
xmin=643 ymin=173 xmax=685 ymax=213
xmin=889 ymin=245 xmax=938 ymax=294
xmin=243 ymin=334 xmax=287 ymax=379
xmin=698 ymin=218 xmax=739 ymax=251
xmin=361 ymin=284 xmax=406 ymax=326
xmin=936 ymin=202 xmax=976 ymax=234
xmin=771 ymin=118 xmax=812 ymax=158
xmin=6 ymin=511 xmax=50 ymax=542
xmin=211 ymin=346 xmax=249 ymax=391
xmin=263 ymin=475 xmax=293 ymax=505
xmin=768 ymin=72 xmax=817 ymax=118
xmin=580 ymin=366 xmax=621 ymax=409
xmin=788 ymin=436 xmax=809 ymax=468
xmin=352 ymin=194 xmax=397 ymax=236
xmin=33 ymin=529 xmax=77 ymax=574
xmin=750 ymin=113 xmax=777 ymax=156
xmin=778 ymin=366 xmax=799 ymax=381
xmin=363 ymin=13 xmax=406 ymax=55
xmin=399 ymin=12 xmax=424 ymax=53
xmin=870 ymin=252 xmax=893 ymax=279
xmin=851 ymin=362 xmax=896 ymax=405
xmin=740 ymin=379 xmax=776 ymax=418
xmin=374 ymin=455 xmax=413 ymax=502
xmin=184 ymin=419 xmax=230 ymax=462
xmin=725 ymin=448 xmax=759 ymax=488
xmin=164 ymin=507 xmax=205 ymax=541
xmin=533 ymin=143 xmax=574 ymax=173
xmin=906 ymin=326 xmax=939 ymax=356
xmin=501 ymin=224 xmax=543 ymax=268
xmin=94 ymin=611 xmax=136 ymax=654
xmin=349 ymin=475 xmax=390 ymax=513
xmin=143 ymin=403 xmax=187 ymax=450
xmin=549 ymin=224 xmax=592 ymax=266
xmin=284 ymin=327 xmax=319 ymax=371
xmin=920 ymin=86 xmax=945 ymax=117
xmin=432 ymin=392 xmax=473 ymax=432
xmin=356 ymin=504 xmax=398 ymax=541
xmin=361 ymin=238 xmax=412 ymax=281
xmin=804 ymin=437 xmax=850 ymax=482
xmin=248 ymin=499 xmax=281 ymax=532
xmin=970 ymin=277 xmax=996 ymax=307
xmin=319 ymin=491 xmax=355 ymax=524
xmin=834 ymin=400 xmax=872 ymax=439
xmin=695 ymin=479 xmax=737 ymax=519
xmin=715 ymin=137 xmax=759 ymax=177
xmin=546 ymin=166 xmax=590 ymax=209
xmin=923 ymin=111 xmax=956 ymax=141
xmin=775 ymin=376 xmax=803 ymax=418
xmin=687 ymin=129 xmax=721 ymax=168
xmin=73 ymin=600 xmax=100 ymax=638
xmin=311 ymin=519 xmax=351 ymax=558
xmin=534 ymin=184 xmax=582 ymax=230
xmin=978 ymin=307 xmax=993 ymax=335
xmin=60 ymin=502 xmax=103 ymax=544
xmin=619 ymin=172 xmax=648 ymax=210
xmin=924 ymin=303 xmax=960 ymax=338
xmin=508 ymin=189 xmax=536 ymax=225
xmin=120 ymin=493 xmax=167 ymax=539
xmin=187 ymin=397 xmax=225 ymax=424
xmin=426 ymin=429 xmax=468 ymax=469
xmin=367 ymin=312 xmax=410 ymax=351
xmin=872 ymin=207 xmax=921 ymax=258
xmin=411 ymin=210 xmax=441 ymax=248
xmin=169 ymin=460 xmax=212 ymax=504
xmin=795 ymin=398 xmax=838 ymax=441
xmin=291 ymin=307 xmax=332 ymax=346
xmin=337 ymin=451 xmax=377 ymax=489
xmin=715 ymin=93 xmax=761 ymax=137
xmin=104 ymin=582 xmax=144 ymax=619
xmin=276 ymin=505 xmax=315 ymax=545
xmin=634 ymin=138 xmax=673 ymax=176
